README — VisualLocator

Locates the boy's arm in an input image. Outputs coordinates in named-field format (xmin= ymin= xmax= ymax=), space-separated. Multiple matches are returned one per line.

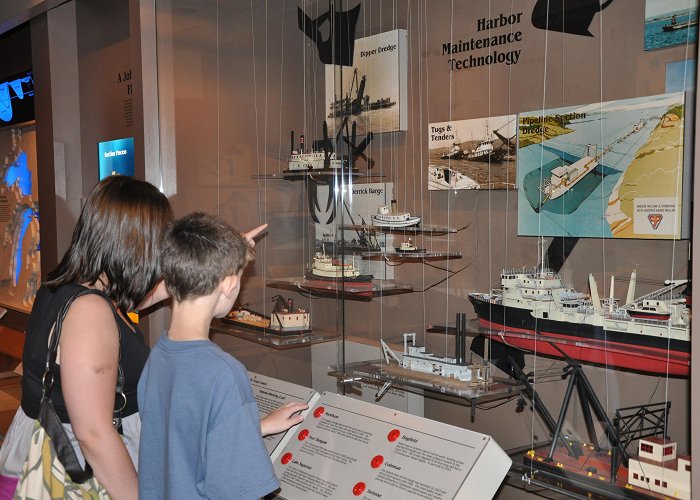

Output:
xmin=260 ymin=401 xmax=308 ymax=436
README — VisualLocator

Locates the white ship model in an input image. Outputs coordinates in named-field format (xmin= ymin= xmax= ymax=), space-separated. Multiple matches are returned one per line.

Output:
xmin=394 ymin=238 xmax=424 ymax=253
xmin=380 ymin=332 xmax=486 ymax=383
xmin=306 ymin=251 xmax=373 ymax=282
xmin=628 ymin=437 xmax=691 ymax=499
xmin=270 ymin=297 xmax=310 ymax=332
xmin=469 ymin=263 xmax=691 ymax=376
xmin=286 ymin=131 xmax=345 ymax=171
xmin=371 ymin=200 xmax=420 ymax=228
xmin=288 ymin=150 xmax=344 ymax=171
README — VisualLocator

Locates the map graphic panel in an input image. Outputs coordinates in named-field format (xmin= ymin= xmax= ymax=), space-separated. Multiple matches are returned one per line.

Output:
xmin=0 ymin=125 xmax=39 ymax=311
xmin=517 ymin=92 xmax=688 ymax=239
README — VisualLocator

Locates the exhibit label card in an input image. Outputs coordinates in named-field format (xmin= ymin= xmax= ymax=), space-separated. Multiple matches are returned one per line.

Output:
xmin=249 ymin=372 xmax=319 ymax=460
xmin=274 ymin=392 xmax=511 ymax=499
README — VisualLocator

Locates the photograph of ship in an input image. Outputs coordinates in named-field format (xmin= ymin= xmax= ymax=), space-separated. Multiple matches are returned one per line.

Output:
xmin=644 ymin=0 xmax=698 ymax=50
xmin=518 ymin=92 xmax=689 ymax=239
xmin=325 ymin=29 xmax=407 ymax=135
xmin=428 ymin=115 xmax=517 ymax=191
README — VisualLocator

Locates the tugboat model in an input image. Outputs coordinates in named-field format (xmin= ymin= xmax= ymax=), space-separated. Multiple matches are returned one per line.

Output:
xmin=371 ymin=199 xmax=420 ymax=228
xmin=468 ymin=263 xmax=691 ymax=376
xmin=394 ymin=238 xmax=423 ymax=253
xmin=225 ymin=296 xmax=311 ymax=334
xmin=270 ymin=296 xmax=311 ymax=332
xmin=306 ymin=251 xmax=373 ymax=282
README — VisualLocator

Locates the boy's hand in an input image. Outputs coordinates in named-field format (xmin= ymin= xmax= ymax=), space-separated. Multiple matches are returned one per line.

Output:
xmin=260 ymin=401 xmax=309 ymax=436
xmin=243 ymin=224 xmax=268 ymax=247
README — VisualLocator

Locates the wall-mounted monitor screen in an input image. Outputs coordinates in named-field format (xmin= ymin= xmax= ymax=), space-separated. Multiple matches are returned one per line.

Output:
xmin=0 ymin=70 xmax=34 ymax=127
xmin=98 ymin=137 xmax=134 ymax=179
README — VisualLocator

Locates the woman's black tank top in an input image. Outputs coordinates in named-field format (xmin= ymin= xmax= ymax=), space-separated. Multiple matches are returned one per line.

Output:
xmin=21 ymin=283 xmax=149 ymax=422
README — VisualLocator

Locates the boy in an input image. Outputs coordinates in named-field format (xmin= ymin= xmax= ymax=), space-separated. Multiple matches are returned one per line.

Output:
xmin=138 ymin=212 xmax=307 ymax=499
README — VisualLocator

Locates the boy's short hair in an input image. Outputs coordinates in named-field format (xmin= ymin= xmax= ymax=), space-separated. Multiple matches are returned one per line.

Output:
xmin=161 ymin=212 xmax=254 ymax=301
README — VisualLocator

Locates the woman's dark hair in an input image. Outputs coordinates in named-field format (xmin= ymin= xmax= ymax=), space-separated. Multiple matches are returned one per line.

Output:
xmin=45 ymin=176 xmax=173 ymax=312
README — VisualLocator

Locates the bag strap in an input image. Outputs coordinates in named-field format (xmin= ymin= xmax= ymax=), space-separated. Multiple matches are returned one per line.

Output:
xmin=40 ymin=287 xmax=126 ymax=484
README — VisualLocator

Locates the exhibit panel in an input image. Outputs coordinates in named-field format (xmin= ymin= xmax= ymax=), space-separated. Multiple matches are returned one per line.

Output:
xmin=150 ymin=0 xmax=696 ymax=498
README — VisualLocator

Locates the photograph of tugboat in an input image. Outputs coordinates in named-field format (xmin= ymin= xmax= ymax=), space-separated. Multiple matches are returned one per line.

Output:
xmin=428 ymin=115 xmax=517 ymax=190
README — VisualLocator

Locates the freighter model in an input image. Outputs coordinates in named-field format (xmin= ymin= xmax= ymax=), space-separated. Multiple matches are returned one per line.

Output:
xmin=468 ymin=266 xmax=690 ymax=376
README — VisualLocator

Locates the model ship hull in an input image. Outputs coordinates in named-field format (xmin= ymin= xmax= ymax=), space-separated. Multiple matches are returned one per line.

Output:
xmin=223 ymin=308 xmax=311 ymax=335
xmin=468 ymin=295 xmax=690 ymax=376
xmin=523 ymin=445 xmax=686 ymax=500
xmin=304 ymin=270 xmax=373 ymax=282
xmin=371 ymin=215 xmax=421 ymax=228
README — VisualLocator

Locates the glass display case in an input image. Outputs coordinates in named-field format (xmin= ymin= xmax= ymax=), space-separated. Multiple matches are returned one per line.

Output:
xmin=151 ymin=1 xmax=696 ymax=498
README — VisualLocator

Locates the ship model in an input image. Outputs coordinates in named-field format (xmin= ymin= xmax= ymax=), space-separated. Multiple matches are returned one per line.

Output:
xmin=394 ymin=238 xmax=423 ymax=253
xmin=468 ymin=256 xmax=690 ymax=376
xmin=286 ymin=131 xmax=345 ymax=172
xmin=305 ymin=251 xmax=373 ymax=282
xmin=380 ymin=314 xmax=487 ymax=384
xmin=371 ymin=199 xmax=420 ymax=228
xmin=224 ymin=296 xmax=311 ymax=334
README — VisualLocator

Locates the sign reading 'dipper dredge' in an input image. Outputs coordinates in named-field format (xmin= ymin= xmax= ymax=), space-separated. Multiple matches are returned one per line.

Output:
xmin=274 ymin=392 xmax=511 ymax=499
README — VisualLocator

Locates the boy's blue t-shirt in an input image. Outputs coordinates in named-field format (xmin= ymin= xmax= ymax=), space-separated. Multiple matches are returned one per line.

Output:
xmin=138 ymin=333 xmax=280 ymax=500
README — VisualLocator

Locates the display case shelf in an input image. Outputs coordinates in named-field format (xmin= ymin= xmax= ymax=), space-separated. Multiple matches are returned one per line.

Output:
xmin=332 ymin=359 xmax=523 ymax=419
xmin=340 ymin=223 xmax=459 ymax=235
xmin=209 ymin=318 xmax=337 ymax=349
xmin=266 ymin=277 xmax=413 ymax=301
xmin=252 ymin=171 xmax=384 ymax=181
xmin=362 ymin=250 xmax=462 ymax=260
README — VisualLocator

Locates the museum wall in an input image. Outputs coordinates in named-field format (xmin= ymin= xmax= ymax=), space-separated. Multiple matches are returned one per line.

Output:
xmin=151 ymin=1 xmax=695 ymax=488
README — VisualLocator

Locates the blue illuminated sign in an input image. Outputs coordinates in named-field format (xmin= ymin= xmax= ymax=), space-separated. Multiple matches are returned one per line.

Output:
xmin=98 ymin=137 xmax=134 ymax=179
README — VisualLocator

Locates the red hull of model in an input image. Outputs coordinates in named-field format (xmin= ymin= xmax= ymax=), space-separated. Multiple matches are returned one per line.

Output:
xmin=479 ymin=319 xmax=690 ymax=377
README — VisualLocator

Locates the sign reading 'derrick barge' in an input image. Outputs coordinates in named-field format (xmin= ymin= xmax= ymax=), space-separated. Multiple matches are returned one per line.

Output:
xmin=249 ymin=372 xmax=319 ymax=461
xmin=273 ymin=392 xmax=511 ymax=500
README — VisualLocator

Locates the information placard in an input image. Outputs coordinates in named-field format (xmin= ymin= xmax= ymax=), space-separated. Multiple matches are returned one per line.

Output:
xmin=273 ymin=392 xmax=511 ymax=499
xmin=249 ymin=372 xmax=319 ymax=460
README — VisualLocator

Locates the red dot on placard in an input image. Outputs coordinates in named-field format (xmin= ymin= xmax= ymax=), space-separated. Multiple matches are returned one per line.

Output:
xmin=371 ymin=455 xmax=384 ymax=468
xmin=313 ymin=407 xmax=325 ymax=418
xmin=352 ymin=482 xmax=366 ymax=496
xmin=281 ymin=453 xmax=293 ymax=465
xmin=298 ymin=429 xmax=309 ymax=441
xmin=387 ymin=429 xmax=401 ymax=442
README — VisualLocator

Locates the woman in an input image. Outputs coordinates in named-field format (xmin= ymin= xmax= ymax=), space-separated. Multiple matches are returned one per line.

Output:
xmin=0 ymin=176 xmax=264 ymax=499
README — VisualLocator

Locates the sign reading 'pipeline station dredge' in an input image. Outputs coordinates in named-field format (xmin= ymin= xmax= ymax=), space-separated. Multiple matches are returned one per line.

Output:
xmin=442 ymin=12 xmax=524 ymax=70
